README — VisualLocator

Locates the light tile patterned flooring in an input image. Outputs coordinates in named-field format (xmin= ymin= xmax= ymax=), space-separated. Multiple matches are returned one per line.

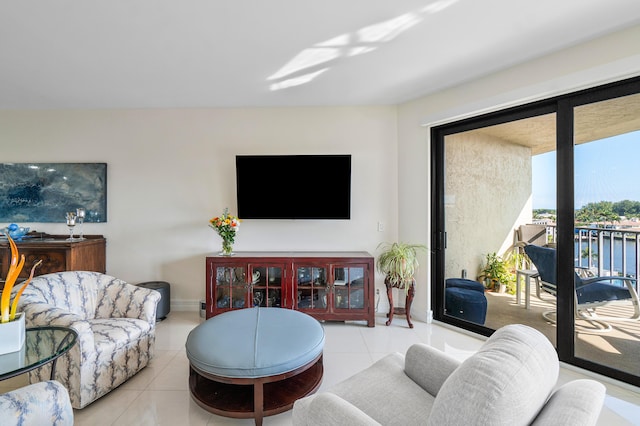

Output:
xmin=2 ymin=311 xmax=640 ymax=425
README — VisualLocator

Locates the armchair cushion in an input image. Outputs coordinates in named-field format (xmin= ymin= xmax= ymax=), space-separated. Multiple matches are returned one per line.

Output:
xmin=403 ymin=343 xmax=460 ymax=396
xmin=576 ymin=279 xmax=636 ymax=304
xmin=91 ymin=318 xmax=153 ymax=354
xmin=0 ymin=380 xmax=73 ymax=426
xmin=428 ymin=324 xmax=559 ymax=425
xmin=299 ymin=392 xmax=381 ymax=426
xmin=532 ymin=380 xmax=605 ymax=426
xmin=293 ymin=352 xmax=434 ymax=426
xmin=16 ymin=271 xmax=160 ymax=409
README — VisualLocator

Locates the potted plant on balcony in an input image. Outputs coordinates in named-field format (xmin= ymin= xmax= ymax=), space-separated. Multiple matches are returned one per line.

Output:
xmin=0 ymin=233 xmax=41 ymax=354
xmin=376 ymin=242 xmax=427 ymax=291
xmin=479 ymin=252 xmax=514 ymax=293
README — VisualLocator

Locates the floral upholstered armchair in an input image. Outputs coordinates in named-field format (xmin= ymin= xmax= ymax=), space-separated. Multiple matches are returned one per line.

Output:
xmin=0 ymin=380 xmax=74 ymax=426
xmin=15 ymin=271 xmax=161 ymax=409
xmin=0 ymin=380 xmax=73 ymax=426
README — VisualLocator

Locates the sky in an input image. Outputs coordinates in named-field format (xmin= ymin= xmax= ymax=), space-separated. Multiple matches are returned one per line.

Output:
xmin=532 ymin=130 xmax=640 ymax=209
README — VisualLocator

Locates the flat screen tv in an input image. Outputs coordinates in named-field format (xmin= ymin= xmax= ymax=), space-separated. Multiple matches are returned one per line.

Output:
xmin=236 ymin=155 xmax=351 ymax=219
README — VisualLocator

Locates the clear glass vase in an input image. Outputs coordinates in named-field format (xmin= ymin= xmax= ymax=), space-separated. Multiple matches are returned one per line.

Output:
xmin=220 ymin=239 xmax=234 ymax=256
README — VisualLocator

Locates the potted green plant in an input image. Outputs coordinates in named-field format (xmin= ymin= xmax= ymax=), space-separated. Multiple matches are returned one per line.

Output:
xmin=478 ymin=252 xmax=514 ymax=292
xmin=376 ymin=242 xmax=427 ymax=291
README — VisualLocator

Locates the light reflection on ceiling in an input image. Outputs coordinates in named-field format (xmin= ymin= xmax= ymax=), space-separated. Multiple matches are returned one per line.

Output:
xmin=268 ymin=0 xmax=459 ymax=91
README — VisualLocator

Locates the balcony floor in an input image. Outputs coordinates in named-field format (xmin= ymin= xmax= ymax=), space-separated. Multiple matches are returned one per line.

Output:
xmin=484 ymin=289 xmax=640 ymax=377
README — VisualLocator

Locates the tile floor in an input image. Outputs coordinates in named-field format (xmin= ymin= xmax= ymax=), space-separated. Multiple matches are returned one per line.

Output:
xmin=2 ymin=311 xmax=640 ymax=425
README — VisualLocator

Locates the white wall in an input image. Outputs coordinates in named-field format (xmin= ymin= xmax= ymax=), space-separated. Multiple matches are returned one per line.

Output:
xmin=0 ymin=107 xmax=398 ymax=311
xmin=397 ymin=24 xmax=640 ymax=322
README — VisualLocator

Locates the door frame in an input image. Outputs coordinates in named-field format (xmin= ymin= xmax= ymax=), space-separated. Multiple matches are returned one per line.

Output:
xmin=430 ymin=75 xmax=640 ymax=386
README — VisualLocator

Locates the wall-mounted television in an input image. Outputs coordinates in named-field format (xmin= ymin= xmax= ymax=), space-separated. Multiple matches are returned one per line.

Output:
xmin=236 ymin=155 xmax=351 ymax=219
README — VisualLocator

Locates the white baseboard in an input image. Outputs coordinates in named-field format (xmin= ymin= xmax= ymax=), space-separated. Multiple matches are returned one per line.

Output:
xmin=170 ymin=299 xmax=433 ymax=324
xmin=171 ymin=299 xmax=201 ymax=312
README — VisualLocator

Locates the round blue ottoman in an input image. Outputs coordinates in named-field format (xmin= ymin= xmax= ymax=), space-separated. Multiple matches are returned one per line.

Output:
xmin=445 ymin=279 xmax=487 ymax=324
xmin=186 ymin=308 xmax=325 ymax=425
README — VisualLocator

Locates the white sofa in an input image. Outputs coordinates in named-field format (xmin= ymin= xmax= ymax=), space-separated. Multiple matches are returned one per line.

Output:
xmin=292 ymin=324 xmax=606 ymax=426
xmin=0 ymin=380 xmax=73 ymax=426
xmin=16 ymin=271 xmax=161 ymax=409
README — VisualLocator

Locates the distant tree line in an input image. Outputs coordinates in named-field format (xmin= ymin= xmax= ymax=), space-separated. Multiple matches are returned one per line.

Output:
xmin=575 ymin=201 xmax=619 ymax=225
xmin=535 ymin=200 xmax=640 ymax=225
xmin=533 ymin=209 xmax=555 ymax=216
xmin=611 ymin=199 xmax=640 ymax=216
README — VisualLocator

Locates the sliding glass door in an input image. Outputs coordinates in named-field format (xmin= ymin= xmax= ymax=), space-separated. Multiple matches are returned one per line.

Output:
xmin=432 ymin=76 xmax=640 ymax=386
xmin=440 ymin=113 xmax=557 ymax=345
xmin=571 ymin=91 xmax=640 ymax=378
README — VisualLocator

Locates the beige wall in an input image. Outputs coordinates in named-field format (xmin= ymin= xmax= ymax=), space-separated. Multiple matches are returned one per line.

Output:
xmin=0 ymin=107 xmax=399 ymax=311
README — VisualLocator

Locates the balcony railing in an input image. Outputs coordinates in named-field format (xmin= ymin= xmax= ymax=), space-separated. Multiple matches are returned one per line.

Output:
xmin=574 ymin=226 xmax=640 ymax=281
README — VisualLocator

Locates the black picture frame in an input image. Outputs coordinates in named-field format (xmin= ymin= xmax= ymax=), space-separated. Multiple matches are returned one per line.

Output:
xmin=0 ymin=163 xmax=107 ymax=223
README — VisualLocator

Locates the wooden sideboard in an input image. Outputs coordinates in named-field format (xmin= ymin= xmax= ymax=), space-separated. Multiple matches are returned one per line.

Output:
xmin=206 ymin=251 xmax=375 ymax=327
xmin=0 ymin=234 xmax=106 ymax=287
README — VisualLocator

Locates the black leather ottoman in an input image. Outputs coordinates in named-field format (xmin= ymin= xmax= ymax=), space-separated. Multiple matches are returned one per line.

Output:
xmin=137 ymin=281 xmax=170 ymax=321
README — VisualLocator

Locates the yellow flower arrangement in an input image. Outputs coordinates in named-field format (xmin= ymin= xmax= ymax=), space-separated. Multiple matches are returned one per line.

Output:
xmin=209 ymin=208 xmax=240 ymax=255
xmin=1 ymin=234 xmax=42 ymax=323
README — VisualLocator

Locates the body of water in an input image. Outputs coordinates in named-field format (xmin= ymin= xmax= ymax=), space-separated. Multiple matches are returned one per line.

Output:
xmin=576 ymin=236 xmax=639 ymax=278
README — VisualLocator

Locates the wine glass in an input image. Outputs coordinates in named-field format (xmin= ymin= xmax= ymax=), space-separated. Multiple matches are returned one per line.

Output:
xmin=65 ymin=212 xmax=76 ymax=241
xmin=76 ymin=208 xmax=86 ymax=240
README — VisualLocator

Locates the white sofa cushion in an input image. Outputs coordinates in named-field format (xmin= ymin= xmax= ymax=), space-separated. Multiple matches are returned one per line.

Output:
xmin=326 ymin=353 xmax=433 ymax=425
xmin=532 ymin=380 xmax=605 ymax=426
xmin=428 ymin=324 xmax=559 ymax=425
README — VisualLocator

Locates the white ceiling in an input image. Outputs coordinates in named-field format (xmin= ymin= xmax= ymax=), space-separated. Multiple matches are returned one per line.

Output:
xmin=1 ymin=0 xmax=640 ymax=110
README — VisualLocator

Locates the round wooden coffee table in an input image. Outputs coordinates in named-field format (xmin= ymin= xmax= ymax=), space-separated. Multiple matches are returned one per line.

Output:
xmin=186 ymin=308 xmax=324 ymax=426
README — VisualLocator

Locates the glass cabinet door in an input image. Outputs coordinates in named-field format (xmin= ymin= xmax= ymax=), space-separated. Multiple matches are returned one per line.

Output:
xmin=215 ymin=266 xmax=247 ymax=310
xmin=250 ymin=265 xmax=284 ymax=307
xmin=334 ymin=265 xmax=365 ymax=310
xmin=295 ymin=265 xmax=328 ymax=311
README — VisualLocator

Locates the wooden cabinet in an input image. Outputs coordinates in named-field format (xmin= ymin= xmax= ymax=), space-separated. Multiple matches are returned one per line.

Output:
xmin=0 ymin=235 xmax=106 ymax=286
xmin=206 ymin=252 xmax=375 ymax=327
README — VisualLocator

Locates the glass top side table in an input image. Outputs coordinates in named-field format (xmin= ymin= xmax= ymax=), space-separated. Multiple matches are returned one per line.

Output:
xmin=0 ymin=326 xmax=78 ymax=381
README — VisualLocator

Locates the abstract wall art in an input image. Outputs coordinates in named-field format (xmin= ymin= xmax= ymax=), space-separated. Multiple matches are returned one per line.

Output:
xmin=0 ymin=163 xmax=107 ymax=223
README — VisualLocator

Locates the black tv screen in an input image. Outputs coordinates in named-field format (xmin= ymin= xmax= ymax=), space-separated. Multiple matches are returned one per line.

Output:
xmin=236 ymin=155 xmax=351 ymax=219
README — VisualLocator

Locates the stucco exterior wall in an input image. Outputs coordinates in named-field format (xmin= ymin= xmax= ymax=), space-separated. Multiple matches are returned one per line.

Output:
xmin=444 ymin=132 xmax=532 ymax=280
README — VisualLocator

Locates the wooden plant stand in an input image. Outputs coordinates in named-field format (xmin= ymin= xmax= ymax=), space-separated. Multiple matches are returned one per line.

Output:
xmin=385 ymin=278 xmax=416 ymax=328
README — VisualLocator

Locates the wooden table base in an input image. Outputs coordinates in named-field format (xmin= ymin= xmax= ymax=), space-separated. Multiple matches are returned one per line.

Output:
xmin=189 ymin=354 xmax=323 ymax=426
